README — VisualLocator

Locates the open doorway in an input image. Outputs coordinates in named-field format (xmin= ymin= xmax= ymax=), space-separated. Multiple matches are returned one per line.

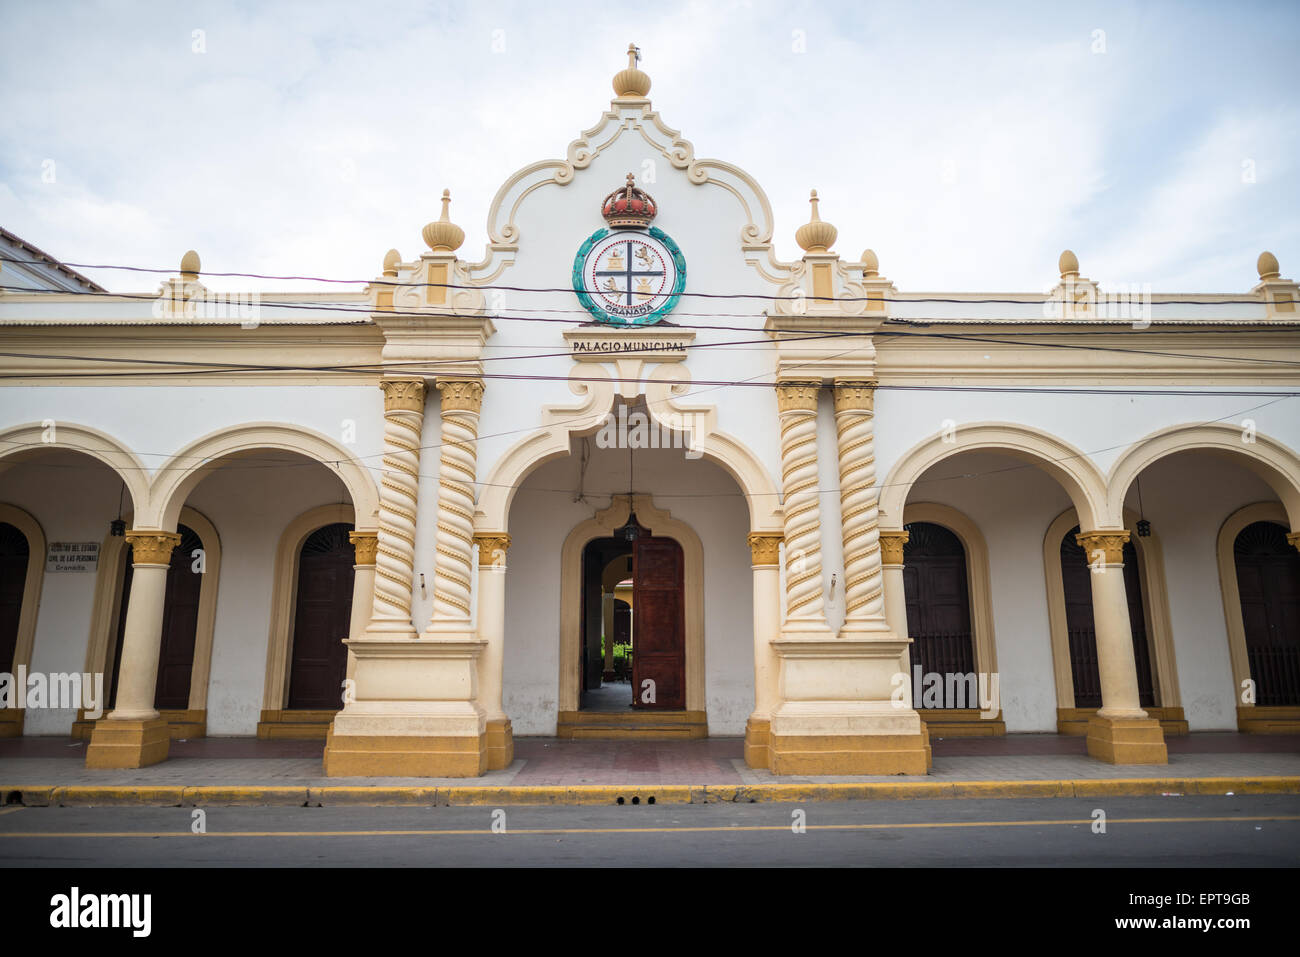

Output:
xmin=579 ymin=532 xmax=685 ymax=712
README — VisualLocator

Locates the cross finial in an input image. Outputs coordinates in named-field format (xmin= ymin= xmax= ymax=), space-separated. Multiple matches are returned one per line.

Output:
xmin=626 ymin=172 xmax=636 ymax=188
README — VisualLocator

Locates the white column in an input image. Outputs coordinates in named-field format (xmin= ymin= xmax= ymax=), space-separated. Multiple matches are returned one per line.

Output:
xmin=346 ymin=531 xmax=377 ymax=683
xmin=109 ymin=531 xmax=180 ymax=720
xmin=368 ymin=378 xmax=426 ymax=637
xmin=834 ymin=380 xmax=890 ymax=636
xmin=775 ymin=381 xmax=833 ymax=639
xmin=425 ymin=378 xmax=484 ymax=639
xmin=880 ymin=529 xmax=914 ymax=708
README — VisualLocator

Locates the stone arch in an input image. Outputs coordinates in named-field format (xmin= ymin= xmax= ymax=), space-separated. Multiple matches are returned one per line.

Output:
xmin=879 ymin=423 xmax=1109 ymax=531
xmin=557 ymin=494 xmax=707 ymax=715
xmin=1105 ymin=423 xmax=1300 ymax=529
xmin=146 ymin=423 xmax=379 ymax=531
xmin=0 ymin=422 xmax=150 ymax=520
xmin=475 ymin=370 xmax=781 ymax=534
xmin=1041 ymin=506 xmax=1184 ymax=733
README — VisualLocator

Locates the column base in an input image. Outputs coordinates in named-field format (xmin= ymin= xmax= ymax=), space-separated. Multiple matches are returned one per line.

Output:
xmin=1085 ymin=714 xmax=1168 ymax=765
xmin=485 ymin=717 xmax=514 ymax=770
xmin=769 ymin=731 xmax=930 ymax=775
xmin=0 ymin=709 xmax=23 ymax=738
xmin=85 ymin=717 xmax=171 ymax=769
xmin=743 ymin=717 xmax=771 ymax=770
xmin=323 ymin=726 xmax=488 ymax=778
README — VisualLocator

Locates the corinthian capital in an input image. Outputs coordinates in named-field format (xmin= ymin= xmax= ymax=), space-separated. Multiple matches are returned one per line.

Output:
xmin=1075 ymin=530 xmax=1130 ymax=564
xmin=436 ymin=378 xmax=485 ymax=414
xmin=775 ymin=381 xmax=821 ymax=414
xmin=125 ymin=531 xmax=182 ymax=565
xmin=380 ymin=378 xmax=427 ymax=413
xmin=832 ymin=379 xmax=878 ymax=413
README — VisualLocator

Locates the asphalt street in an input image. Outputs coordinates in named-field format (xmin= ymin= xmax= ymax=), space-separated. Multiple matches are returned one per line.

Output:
xmin=1 ymin=795 xmax=1297 ymax=867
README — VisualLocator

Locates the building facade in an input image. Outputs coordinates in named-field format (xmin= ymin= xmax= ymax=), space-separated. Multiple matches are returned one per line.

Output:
xmin=2 ymin=47 xmax=1299 ymax=776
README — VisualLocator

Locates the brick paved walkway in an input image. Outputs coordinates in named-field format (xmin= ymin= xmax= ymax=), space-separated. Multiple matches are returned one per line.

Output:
xmin=0 ymin=733 xmax=1296 ymax=788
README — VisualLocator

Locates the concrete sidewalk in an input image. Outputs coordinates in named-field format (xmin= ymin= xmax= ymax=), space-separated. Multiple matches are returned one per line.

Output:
xmin=2 ymin=734 xmax=1297 ymax=804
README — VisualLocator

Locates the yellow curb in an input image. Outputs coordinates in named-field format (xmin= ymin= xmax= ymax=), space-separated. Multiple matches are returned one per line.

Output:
xmin=952 ymin=780 xmax=1074 ymax=799
xmin=308 ymin=787 xmax=439 ymax=806
xmin=181 ymin=787 xmax=309 ymax=806
xmin=1187 ymin=776 xmax=1300 ymax=795
xmin=2 ymin=786 xmax=53 ymax=807
xmin=52 ymin=786 xmax=185 ymax=806
xmin=1 ymin=777 xmax=1295 ymax=807
xmin=1069 ymin=779 xmax=1189 ymax=797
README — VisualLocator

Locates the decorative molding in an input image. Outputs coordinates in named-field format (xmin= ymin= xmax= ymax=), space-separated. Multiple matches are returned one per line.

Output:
xmin=747 ymin=533 xmax=781 ymax=567
xmin=348 ymin=530 xmax=378 ymax=566
xmin=474 ymin=533 xmax=511 ymax=567
xmin=879 ymin=421 xmax=1108 ymax=532
xmin=1075 ymin=530 xmax=1130 ymax=565
xmin=832 ymin=380 xmax=877 ymax=413
xmin=380 ymin=377 xmax=426 ymax=413
xmin=435 ymin=378 xmax=484 ymax=414
xmin=879 ymin=530 xmax=909 ymax=566
xmin=124 ymin=531 xmax=181 ymax=566
xmin=775 ymin=381 xmax=821 ymax=413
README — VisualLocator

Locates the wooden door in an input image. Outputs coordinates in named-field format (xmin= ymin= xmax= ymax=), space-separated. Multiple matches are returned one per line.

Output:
xmin=631 ymin=536 xmax=685 ymax=709
xmin=902 ymin=522 xmax=976 ymax=702
xmin=286 ymin=523 xmax=355 ymax=710
xmin=108 ymin=524 xmax=202 ymax=710
xmin=0 ymin=522 xmax=29 ymax=674
xmin=1234 ymin=521 xmax=1300 ymax=706
xmin=1060 ymin=525 xmax=1154 ymax=708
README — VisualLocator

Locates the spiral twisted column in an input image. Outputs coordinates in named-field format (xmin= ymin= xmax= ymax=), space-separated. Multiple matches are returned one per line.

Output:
xmin=368 ymin=378 xmax=426 ymax=636
xmin=834 ymin=380 xmax=888 ymax=634
xmin=426 ymin=379 xmax=484 ymax=635
xmin=776 ymin=382 xmax=832 ymax=635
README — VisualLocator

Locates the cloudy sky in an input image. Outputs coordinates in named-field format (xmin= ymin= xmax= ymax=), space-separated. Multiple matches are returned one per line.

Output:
xmin=2 ymin=0 xmax=1297 ymax=294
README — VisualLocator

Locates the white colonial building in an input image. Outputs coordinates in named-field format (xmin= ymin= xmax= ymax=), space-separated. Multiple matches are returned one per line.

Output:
xmin=1 ymin=46 xmax=1298 ymax=776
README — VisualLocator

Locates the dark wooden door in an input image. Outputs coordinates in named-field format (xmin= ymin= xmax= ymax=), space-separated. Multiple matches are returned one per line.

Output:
xmin=0 ymin=522 xmax=30 ymax=674
xmin=632 ymin=536 xmax=685 ymax=709
xmin=108 ymin=525 xmax=202 ymax=710
xmin=1234 ymin=521 xmax=1300 ymax=706
xmin=902 ymin=522 xmax=976 ymax=704
xmin=1059 ymin=525 xmax=1154 ymax=708
xmin=286 ymin=523 xmax=355 ymax=710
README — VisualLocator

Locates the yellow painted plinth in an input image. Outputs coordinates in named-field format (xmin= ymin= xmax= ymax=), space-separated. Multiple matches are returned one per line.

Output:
xmin=918 ymin=709 xmax=1007 ymax=737
xmin=1085 ymin=715 xmax=1168 ymax=765
xmin=744 ymin=717 xmax=771 ymax=770
xmin=1237 ymin=706 xmax=1300 ymax=734
xmin=485 ymin=718 xmax=514 ymax=770
xmin=322 ymin=728 xmax=488 ymax=778
xmin=1059 ymin=707 xmax=1188 ymax=736
xmin=256 ymin=709 xmax=337 ymax=740
xmin=768 ymin=732 xmax=931 ymax=775
xmin=0 ymin=709 xmax=23 ymax=738
xmin=85 ymin=717 xmax=171 ymax=769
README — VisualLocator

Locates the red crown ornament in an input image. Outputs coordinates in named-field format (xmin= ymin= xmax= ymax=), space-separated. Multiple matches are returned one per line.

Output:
xmin=601 ymin=173 xmax=658 ymax=229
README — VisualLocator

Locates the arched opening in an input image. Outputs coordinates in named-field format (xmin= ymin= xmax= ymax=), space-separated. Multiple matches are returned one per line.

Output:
xmin=107 ymin=523 xmax=204 ymax=713
xmin=1059 ymin=524 xmax=1155 ymax=709
xmin=1233 ymin=521 xmax=1300 ymax=707
xmin=286 ymin=522 xmax=356 ymax=710
xmin=902 ymin=521 xmax=976 ymax=690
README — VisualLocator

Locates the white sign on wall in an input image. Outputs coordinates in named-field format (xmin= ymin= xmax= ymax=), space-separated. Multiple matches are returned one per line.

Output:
xmin=47 ymin=542 xmax=100 ymax=573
